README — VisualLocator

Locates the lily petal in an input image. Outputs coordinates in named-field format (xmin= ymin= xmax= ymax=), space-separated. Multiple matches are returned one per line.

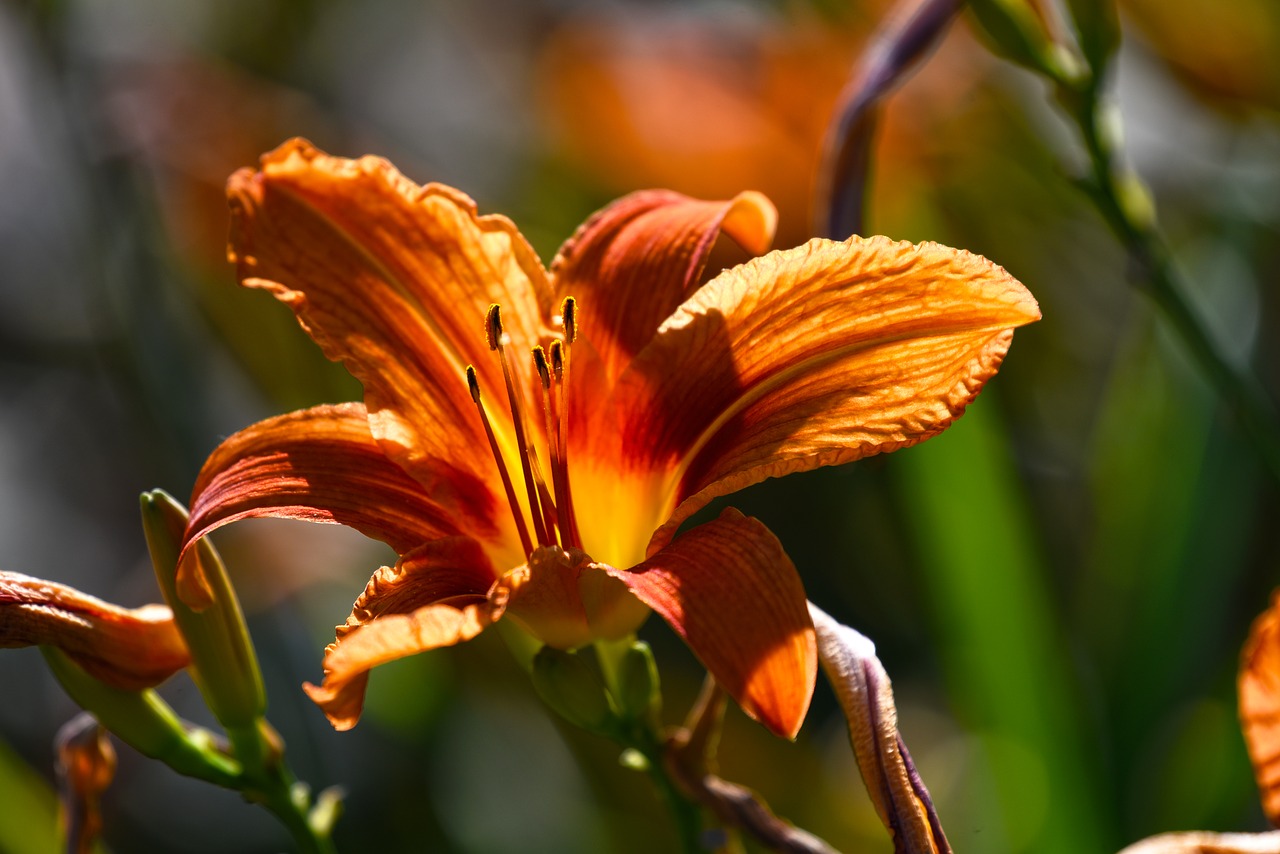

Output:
xmin=550 ymin=189 xmax=777 ymax=383
xmin=335 ymin=537 xmax=497 ymax=642
xmin=304 ymin=599 xmax=500 ymax=731
xmin=227 ymin=138 xmax=552 ymax=493
xmin=604 ymin=508 xmax=815 ymax=739
xmin=810 ymin=603 xmax=949 ymax=854
xmin=305 ymin=536 xmax=502 ymax=730
xmin=603 ymin=235 xmax=1040 ymax=553
xmin=1240 ymin=590 xmax=1280 ymax=825
xmin=0 ymin=571 xmax=188 ymax=691
xmin=185 ymin=403 xmax=496 ymax=565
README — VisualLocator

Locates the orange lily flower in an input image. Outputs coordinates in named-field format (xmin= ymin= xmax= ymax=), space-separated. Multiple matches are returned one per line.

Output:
xmin=181 ymin=139 xmax=1039 ymax=738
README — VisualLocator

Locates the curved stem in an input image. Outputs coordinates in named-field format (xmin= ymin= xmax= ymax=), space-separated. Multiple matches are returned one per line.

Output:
xmin=255 ymin=775 xmax=338 ymax=854
xmin=637 ymin=732 xmax=706 ymax=854
xmin=233 ymin=724 xmax=338 ymax=854
xmin=1062 ymin=78 xmax=1280 ymax=480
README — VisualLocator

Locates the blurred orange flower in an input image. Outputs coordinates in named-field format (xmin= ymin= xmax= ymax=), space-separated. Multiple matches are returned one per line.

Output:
xmin=1240 ymin=590 xmax=1280 ymax=824
xmin=182 ymin=139 xmax=1038 ymax=739
xmin=1123 ymin=0 xmax=1280 ymax=111
xmin=535 ymin=7 xmax=985 ymax=245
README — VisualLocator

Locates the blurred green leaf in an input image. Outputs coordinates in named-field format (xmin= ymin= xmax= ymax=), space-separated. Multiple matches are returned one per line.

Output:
xmin=0 ymin=739 xmax=62 ymax=854
xmin=894 ymin=402 xmax=1109 ymax=853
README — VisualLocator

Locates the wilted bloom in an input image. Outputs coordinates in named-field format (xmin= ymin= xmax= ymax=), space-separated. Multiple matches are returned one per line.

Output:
xmin=0 ymin=571 xmax=188 ymax=690
xmin=182 ymin=139 xmax=1038 ymax=737
xmin=56 ymin=713 xmax=116 ymax=854
xmin=810 ymin=603 xmax=951 ymax=853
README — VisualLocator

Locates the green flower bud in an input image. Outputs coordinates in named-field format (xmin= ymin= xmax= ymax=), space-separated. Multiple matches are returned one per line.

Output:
xmin=140 ymin=490 xmax=265 ymax=730
xmin=531 ymin=646 xmax=617 ymax=736
xmin=612 ymin=641 xmax=661 ymax=728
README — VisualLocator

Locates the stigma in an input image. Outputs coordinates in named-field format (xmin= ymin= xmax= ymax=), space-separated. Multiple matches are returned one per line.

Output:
xmin=466 ymin=298 xmax=581 ymax=556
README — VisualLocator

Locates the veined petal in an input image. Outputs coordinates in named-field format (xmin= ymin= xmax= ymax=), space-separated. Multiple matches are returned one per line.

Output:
xmin=306 ymin=537 xmax=502 ymax=730
xmin=1240 ymin=590 xmax=1280 ymax=825
xmin=0 ymin=572 xmax=188 ymax=691
xmin=185 ymin=404 xmax=498 ymax=565
xmin=335 ymin=537 xmax=497 ymax=643
xmin=600 ymin=236 xmax=1039 ymax=553
xmin=810 ymin=603 xmax=949 ymax=853
xmin=604 ymin=509 xmax=815 ymax=739
xmin=304 ymin=599 xmax=501 ymax=731
xmin=227 ymin=138 xmax=553 ymax=492
xmin=549 ymin=189 xmax=777 ymax=384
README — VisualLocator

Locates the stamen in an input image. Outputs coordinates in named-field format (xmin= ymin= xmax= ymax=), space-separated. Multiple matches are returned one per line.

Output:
xmin=561 ymin=297 xmax=577 ymax=344
xmin=485 ymin=304 xmax=503 ymax=351
xmin=534 ymin=345 xmax=571 ymax=548
xmin=466 ymin=365 xmax=532 ymax=555
xmin=549 ymin=340 xmax=565 ymax=385
xmin=528 ymin=445 xmax=560 ymax=548
xmin=549 ymin=337 xmax=581 ymax=548
xmin=489 ymin=304 xmax=550 ymax=546
xmin=532 ymin=345 xmax=552 ymax=391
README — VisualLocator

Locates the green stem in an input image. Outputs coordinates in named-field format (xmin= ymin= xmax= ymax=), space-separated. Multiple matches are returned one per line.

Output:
xmin=1062 ymin=78 xmax=1280 ymax=480
xmin=633 ymin=731 xmax=704 ymax=854
xmin=255 ymin=776 xmax=337 ymax=854
xmin=231 ymin=723 xmax=338 ymax=854
xmin=593 ymin=639 xmax=703 ymax=852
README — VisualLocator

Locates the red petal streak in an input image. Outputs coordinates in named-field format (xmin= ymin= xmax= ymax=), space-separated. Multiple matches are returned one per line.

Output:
xmin=227 ymin=139 xmax=552 ymax=498
xmin=550 ymin=189 xmax=777 ymax=386
xmin=185 ymin=404 xmax=477 ymax=565
xmin=598 ymin=236 xmax=1039 ymax=554
xmin=604 ymin=509 xmax=815 ymax=738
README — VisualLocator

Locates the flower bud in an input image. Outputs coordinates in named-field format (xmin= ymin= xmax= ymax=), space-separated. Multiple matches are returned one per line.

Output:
xmin=612 ymin=640 xmax=661 ymax=728
xmin=141 ymin=489 xmax=265 ymax=730
xmin=531 ymin=646 xmax=617 ymax=736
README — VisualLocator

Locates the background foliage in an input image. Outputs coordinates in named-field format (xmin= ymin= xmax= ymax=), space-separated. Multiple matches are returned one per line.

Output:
xmin=0 ymin=0 xmax=1278 ymax=851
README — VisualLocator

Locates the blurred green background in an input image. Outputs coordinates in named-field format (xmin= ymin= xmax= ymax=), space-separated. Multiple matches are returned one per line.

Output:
xmin=1 ymin=0 xmax=1278 ymax=851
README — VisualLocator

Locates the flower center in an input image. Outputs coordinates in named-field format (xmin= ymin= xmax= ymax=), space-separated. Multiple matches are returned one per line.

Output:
xmin=465 ymin=297 xmax=581 ymax=558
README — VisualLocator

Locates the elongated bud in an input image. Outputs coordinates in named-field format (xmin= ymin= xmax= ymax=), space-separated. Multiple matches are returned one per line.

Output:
xmin=531 ymin=646 xmax=617 ymax=736
xmin=560 ymin=297 xmax=577 ymax=343
xmin=142 ymin=490 xmax=266 ymax=730
xmin=612 ymin=641 xmax=661 ymax=727
xmin=42 ymin=648 xmax=239 ymax=787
